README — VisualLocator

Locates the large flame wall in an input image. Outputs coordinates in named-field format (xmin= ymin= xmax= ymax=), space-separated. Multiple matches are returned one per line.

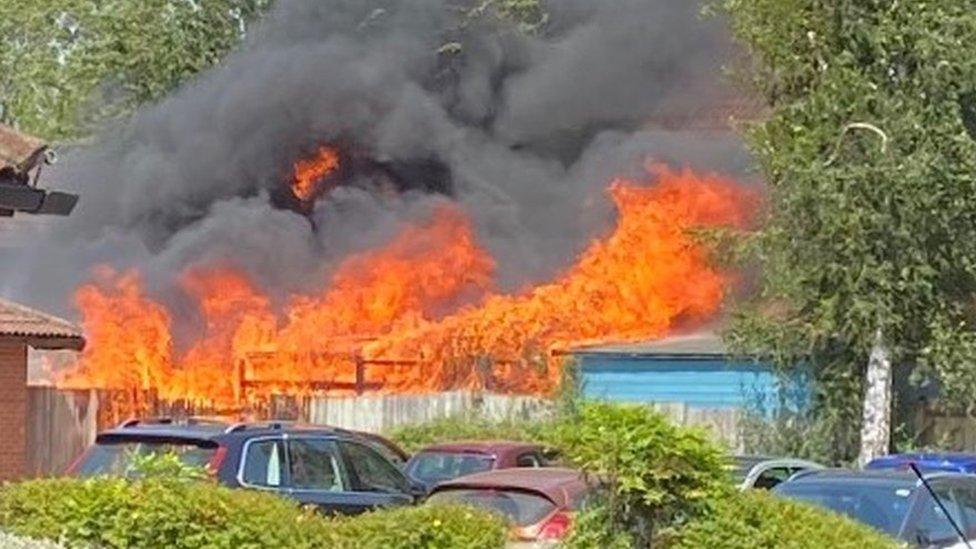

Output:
xmin=62 ymin=165 xmax=756 ymax=406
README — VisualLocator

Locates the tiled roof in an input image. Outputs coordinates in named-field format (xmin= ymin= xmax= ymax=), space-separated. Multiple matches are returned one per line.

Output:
xmin=0 ymin=123 xmax=43 ymax=169
xmin=0 ymin=297 xmax=85 ymax=350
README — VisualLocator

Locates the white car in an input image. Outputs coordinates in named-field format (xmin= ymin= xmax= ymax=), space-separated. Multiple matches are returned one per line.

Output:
xmin=730 ymin=455 xmax=825 ymax=490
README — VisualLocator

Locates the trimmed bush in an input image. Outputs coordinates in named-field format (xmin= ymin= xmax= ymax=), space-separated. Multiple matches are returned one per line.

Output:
xmin=667 ymin=489 xmax=901 ymax=549
xmin=388 ymin=414 xmax=552 ymax=454
xmin=0 ymin=477 xmax=506 ymax=548
xmin=553 ymin=403 xmax=728 ymax=546
xmin=325 ymin=504 xmax=507 ymax=548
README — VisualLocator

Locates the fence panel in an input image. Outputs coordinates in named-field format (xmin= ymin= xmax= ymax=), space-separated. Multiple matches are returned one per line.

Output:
xmin=26 ymin=387 xmax=98 ymax=477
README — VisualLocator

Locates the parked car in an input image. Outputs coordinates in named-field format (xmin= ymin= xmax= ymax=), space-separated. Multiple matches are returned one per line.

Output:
xmin=68 ymin=418 xmax=422 ymax=515
xmin=867 ymin=453 xmax=976 ymax=475
xmin=426 ymin=467 xmax=589 ymax=545
xmin=729 ymin=455 xmax=825 ymax=490
xmin=405 ymin=441 xmax=549 ymax=492
xmin=774 ymin=468 xmax=976 ymax=546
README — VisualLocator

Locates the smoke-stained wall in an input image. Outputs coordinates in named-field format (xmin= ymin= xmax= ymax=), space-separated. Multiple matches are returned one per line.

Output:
xmin=1 ymin=0 xmax=753 ymax=319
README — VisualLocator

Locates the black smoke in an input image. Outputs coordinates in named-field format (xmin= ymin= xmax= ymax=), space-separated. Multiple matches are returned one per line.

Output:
xmin=2 ymin=0 xmax=753 ymax=315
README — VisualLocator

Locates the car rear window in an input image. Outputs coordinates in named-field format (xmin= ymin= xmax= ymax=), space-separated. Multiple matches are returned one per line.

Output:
xmin=406 ymin=452 xmax=494 ymax=483
xmin=427 ymin=488 xmax=557 ymax=527
xmin=75 ymin=440 xmax=217 ymax=478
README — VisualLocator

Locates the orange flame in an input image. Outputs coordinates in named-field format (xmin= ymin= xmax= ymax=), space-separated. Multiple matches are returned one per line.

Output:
xmin=64 ymin=164 xmax=756 ymax=406
xmin=292 ymin=146 xmax=340 ymax=201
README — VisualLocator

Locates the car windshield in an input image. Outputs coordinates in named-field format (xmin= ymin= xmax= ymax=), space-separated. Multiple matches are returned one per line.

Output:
xmin=427 ymin=489 xmax=557 ymax=527
xmin=406 ymin=452 xmax=494 ymax=483
xmin=75 ymin=441 xmax=216 ymax=478
xmin=774 ymin=480 xmax=914 ymax=536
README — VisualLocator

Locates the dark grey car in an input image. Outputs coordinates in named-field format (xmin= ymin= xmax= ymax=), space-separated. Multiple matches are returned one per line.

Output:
xmin=774 ymin=469 xmax=976 ymax=547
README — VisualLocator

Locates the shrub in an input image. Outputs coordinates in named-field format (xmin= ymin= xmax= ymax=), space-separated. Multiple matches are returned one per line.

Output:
xmin=388 ymin=414 xmax=553 ymax=454
xmin=0 ymin=477 xmax=326 ymax=548
xmin=667 ymin=489 xmax=901 ymax=549
xmin=551 ymin=402 xmax=727 ymax=547
xmin=324 ymin=504 xmax=507 ymax=548
xmin=0 ymin=478 xmax=506 ymax=548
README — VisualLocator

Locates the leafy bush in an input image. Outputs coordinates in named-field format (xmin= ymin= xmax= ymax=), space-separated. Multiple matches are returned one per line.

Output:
xmin=0 ymin=477 xmax=325 ymax=548
xmin=552 ymin=403 xmax=727 ymax=547
xmin=324 ymin=504 xmax=507 ymax=548
xmin=0 ymin=477 xmax=506 ymax=548
xmin=389 ymin=414 xmax=553 ymax=454
xmin=668 ymin=489 xmax=901 ymax=549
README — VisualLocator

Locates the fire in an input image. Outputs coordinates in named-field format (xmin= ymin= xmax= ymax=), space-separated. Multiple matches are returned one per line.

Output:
xmin=291 ymin=146 xmax=340 ymax=201
xmin=63 ymin=163 xmax=756 ymax=407
xmin=361 ymin=165 xmax=756 ymax=392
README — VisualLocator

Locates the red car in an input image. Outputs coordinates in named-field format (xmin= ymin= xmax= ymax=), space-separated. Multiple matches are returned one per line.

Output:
xmin=426 ymin=467 xmax=589 ymax=544
xmin=404 ymin=441 xmax=549 ymax=491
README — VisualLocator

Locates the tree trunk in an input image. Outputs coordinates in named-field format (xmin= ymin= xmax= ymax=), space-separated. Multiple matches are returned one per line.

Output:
xmin=858 ymin=329 xmax=892 ymax=467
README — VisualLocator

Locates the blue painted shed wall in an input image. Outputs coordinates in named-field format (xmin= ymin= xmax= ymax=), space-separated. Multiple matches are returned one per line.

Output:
xmin=576 ymin=355 xmax=783 ymax=409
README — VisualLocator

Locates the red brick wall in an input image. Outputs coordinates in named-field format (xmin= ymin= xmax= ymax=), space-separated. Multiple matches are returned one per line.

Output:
xmin=0 ymin=340 xmax=27 ymax=481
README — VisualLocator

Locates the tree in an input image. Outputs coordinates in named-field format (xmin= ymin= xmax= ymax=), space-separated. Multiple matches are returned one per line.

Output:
xmin=718 ymin=0 xmax=976 ymax=464
xmin=0 ymin=0 xmax=271 ymax=140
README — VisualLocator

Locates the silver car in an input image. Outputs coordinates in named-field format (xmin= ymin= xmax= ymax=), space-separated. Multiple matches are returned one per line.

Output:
xmin=730 ymin=455 xmax=825 ymax=490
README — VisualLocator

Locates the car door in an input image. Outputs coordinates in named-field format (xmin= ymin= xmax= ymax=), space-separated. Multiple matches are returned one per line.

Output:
xmin=282 ymin=437 xmax=373 ymax=515
xmin=335 ymin=439 xmax=415 ymax=511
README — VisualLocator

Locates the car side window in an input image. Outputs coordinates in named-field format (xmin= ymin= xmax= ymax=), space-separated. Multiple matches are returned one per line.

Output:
xmin=516 ymin=453 xmax=542 ymax=467
xmin=287 ymin=438 xmax=347 ymax=492
xmin=951 ymin=484 xmax=976 ymax=536
xmin=241 ymin=438 xmax=285 ymax=488
xmin=753 ymin=467 xmax=792 ymax=490
xmin=912 ymin=483 xmax=965 ymax=545
xmin=338 ymin=441 xmax=409 ymax=494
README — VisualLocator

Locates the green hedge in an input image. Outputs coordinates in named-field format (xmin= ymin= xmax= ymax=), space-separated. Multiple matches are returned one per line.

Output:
xmin=388 ymin=414 xmax=552 ymax=454
xmin=0 ymin=477 xmax=506 ymax=548
xmin=667 ymin=489 xmax=901 ymax=549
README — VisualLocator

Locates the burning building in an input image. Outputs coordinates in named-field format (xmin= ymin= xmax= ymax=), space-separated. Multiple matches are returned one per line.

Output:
xmin=1 ymin=0 xmax=763 ymax=415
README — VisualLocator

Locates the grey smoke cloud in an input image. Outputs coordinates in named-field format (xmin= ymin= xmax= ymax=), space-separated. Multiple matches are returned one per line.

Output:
xmin=2 ymin=0 xmax=751 ymax=319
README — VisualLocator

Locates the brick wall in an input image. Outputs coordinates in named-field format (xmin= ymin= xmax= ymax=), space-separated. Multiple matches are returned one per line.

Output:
xmin=0 ymin=340 xmax=27 ymax=481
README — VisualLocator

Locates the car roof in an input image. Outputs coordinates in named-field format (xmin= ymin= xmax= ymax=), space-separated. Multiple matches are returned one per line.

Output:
xmin=417 ymin=441 xmax=542 ymax=455
xmin=784 ymin=468 xmax=974 ymax=487
xmin=430 ymin=467 xmax=588 ymax=506
xmin=868 ymin=453 xmax=976 ymax=472
xmin=96 ymin=418 xmax=393 ymax=446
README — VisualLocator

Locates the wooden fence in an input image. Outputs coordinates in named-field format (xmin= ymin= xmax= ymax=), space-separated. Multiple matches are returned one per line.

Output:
xmin=24 ymin=387 xmax=744 ymax=476
xmin=26 ymin=387 xmax=98 ymax=476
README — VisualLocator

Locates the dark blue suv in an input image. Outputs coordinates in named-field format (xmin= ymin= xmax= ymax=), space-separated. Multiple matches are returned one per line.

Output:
xmin=68 ymin=418 xmax=421 ymax=515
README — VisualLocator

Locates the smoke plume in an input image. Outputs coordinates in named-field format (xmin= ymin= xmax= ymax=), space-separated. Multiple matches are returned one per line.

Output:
xmin=2 ymin=0 xmax=751 ymax=319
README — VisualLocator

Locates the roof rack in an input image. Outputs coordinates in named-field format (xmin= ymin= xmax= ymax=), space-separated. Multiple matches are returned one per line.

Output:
xmin=221 ymin=420 xmax=312 ymax=434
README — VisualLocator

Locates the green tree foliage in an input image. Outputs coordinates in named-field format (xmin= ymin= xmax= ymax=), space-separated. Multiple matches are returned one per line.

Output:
xmin=555 ymin=403 xmax=726 ymax=547
xmin=718 ymin=0 xmax=976 ymax=461
xmin=0 ymin=476 xmax=507 ymax=548
xmin=668 ymin=489 xmax=900 ymax=549
xmin=0 ymin=0 xmax=271 ymax=139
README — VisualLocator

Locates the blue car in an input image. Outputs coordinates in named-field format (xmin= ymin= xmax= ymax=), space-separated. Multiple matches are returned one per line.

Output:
xmin=775 ymin=469 xmax=976 ymax=546
xmin=867 ymin=453 xmax=976 ymax=474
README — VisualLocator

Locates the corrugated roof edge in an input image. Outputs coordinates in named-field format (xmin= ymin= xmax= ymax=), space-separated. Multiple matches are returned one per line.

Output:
xmin=568 ymin=331 xmax=728 ymax=357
